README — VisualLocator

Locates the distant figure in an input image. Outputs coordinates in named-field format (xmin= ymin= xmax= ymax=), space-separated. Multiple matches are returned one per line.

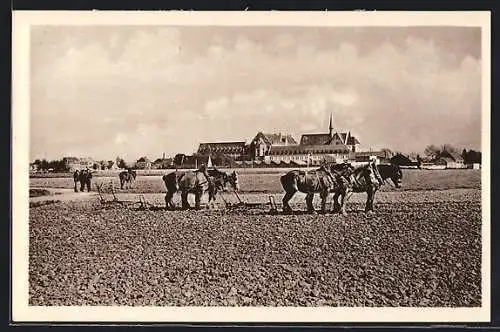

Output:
xmin=77 ymin=168 xmax=92 ymax=192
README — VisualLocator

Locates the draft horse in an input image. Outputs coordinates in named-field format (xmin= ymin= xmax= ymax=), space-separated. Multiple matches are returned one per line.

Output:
xmin=331 ymin=162 xmax=402 ymax=213
xmin=280 ymin=163 xmax=354 ymax=215
xmin=73 ymin=169 xmax=93 ymax=192
xmin=119 ymin=169 xmax=137 ymax=189
xmin=162 ymin=168 xmax=240 ymax=210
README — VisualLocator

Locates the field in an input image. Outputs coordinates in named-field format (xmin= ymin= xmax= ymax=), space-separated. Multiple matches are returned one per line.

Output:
xmin=28 ymin=169 xmax=482 ymax=307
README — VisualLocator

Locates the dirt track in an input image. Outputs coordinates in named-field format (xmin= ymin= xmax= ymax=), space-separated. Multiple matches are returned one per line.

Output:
xmin=29 ymin=188 xmax=98 ymax=203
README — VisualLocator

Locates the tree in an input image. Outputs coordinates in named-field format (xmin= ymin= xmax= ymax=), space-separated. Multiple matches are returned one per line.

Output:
xmin=461 ymin=149 xmax=468 ymax=162
xmin=441 ymin=144 xmax=458 ymax=155
xmin=424 ymin=145 xmax=440 ymax=160
xmin=116 ymin=156 xmax=127 ymax=169
xmin=463 ymin=149 xmax=481 ymax=164
xmin=408 ymin=152 xmax=419 ymax=161
xmin=40 ymin=159 xmax=49 ymax=171
xmin=469 ymin=150 xmax=481 ymax=164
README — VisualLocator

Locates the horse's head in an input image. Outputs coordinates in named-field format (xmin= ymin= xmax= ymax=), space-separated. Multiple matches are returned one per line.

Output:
xmin=391 ymin=164 xmax=403 ymax=188
xmin=226 ymin=171 xmax=240 ymax=191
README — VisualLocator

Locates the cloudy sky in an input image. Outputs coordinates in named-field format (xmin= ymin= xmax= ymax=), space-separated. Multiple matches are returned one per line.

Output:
xmin=30 ymin=25 xmax=481 ymax=162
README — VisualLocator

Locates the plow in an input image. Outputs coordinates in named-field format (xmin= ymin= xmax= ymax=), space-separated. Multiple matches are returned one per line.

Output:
xmin=219 ymin=191 xmax=279 ymax=214
xmin=95 ymin=180 xmax=280 ymax=213
xmin=95 ymin=181 xmax=163 ymax=211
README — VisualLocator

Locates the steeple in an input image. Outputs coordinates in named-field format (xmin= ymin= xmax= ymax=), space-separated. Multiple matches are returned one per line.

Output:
xmin=328 ymin=112 xmax=333 ymax=137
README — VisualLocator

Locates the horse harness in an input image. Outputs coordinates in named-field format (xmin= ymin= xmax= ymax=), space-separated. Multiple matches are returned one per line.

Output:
xmin=193 ymin=169 xmax=225 ymax=192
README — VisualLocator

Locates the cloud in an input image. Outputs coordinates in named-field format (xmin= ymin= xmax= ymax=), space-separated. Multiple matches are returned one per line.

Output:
xmin=30 ymin=27 xmax=482 ymax=160
xmin=204 ymin=97 xmax=230 ymax=119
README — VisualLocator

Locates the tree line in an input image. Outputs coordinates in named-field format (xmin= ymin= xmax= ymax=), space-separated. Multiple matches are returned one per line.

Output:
xmin=383 ymin=144 xmax=481 ymax=164
xmin=31 ymin=157 xmax=129 ymax=172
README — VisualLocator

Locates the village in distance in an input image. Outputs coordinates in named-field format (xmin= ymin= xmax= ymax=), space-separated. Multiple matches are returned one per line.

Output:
xmin=29 ymin=116 xmax=482 ymax=174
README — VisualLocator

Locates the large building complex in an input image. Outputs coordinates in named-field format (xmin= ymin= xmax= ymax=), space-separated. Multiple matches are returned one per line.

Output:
xmin=190 ymin=112 xmax=383 ymax=167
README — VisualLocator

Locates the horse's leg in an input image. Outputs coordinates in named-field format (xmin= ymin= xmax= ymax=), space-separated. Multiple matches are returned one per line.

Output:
xmin=181 ymin=191 xmax=190 ymax=210
xmin=332 ymin=192 xmax=341 ymax=213
xmin=80 ymin=180 xmax=85 ymax=192
xmin=282 ymin=190 xmax=296 ymax=213
xmin=208 ymin=189 xmax=217 ymax=209
xmin=320 ymin=190 xmax=328 ymax=214
xmin=339 ymin=189 xmax=349 ymax=216
xmin=120 ymin=178 xmax=124 ymax=190
xmin=368 ymin=188 xmax=377 ymax=212
xmin=74 ymin=180 xmax=78 ymax=192
xmin=165 ymin=191 xmax=173 ymax=210
xmin=194 ymin=191 xmax=202 ymax=210
xmin=306 ymin=193 xmax=315 ymax=214
xmin=365 ymin=187 xmax=374 ymax=213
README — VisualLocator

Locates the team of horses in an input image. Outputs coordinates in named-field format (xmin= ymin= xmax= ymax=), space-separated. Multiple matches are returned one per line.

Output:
xmin=162 ymin=161 xmax=402 ymax=214
xmin=280 ymin=161 xmax=402 ymax=215
xmin=73 ymin=161 xmax=403 ymax=214
xmin=162 ymin=167 xmax=240 ymax=210
xmin=73 ymin=169 xmax=93 ymax=192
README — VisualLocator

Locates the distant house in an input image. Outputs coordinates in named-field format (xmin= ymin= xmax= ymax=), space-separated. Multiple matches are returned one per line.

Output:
xmin=135 ymin=157 xmax=151 ymax=170
xmin=197 ymin=141 xmax=248 ymax=160
xmin=355 ymin=151 xmax=385 ymax=164
xmin=390 ymin=153 xmax=421 ymax=168
xmin=80 ymin=157 xmax=95 ymax=169
xmin=299 ymin=114 xmax=360 ymax=152
xmin=63 ymin=157 xmax=80 ymax=171
xmin=249 ymin=131 xmax=297 ymax=161
xmin=268 ymin=144 xmax=352 ymax=166
xmin=434 ymin=155 xmax=466 ymax=169
xmin=300 ymin=131 xmax=360 ymax=152
xmin=258 ymin=114 xmax=361 ymax=165
xmin=63 ymin=157 xmax=94 ymax=171
xmin=440 ymin=151 xmax=465 ymax=169
xmin=29 ymin=163 xmax=38 ymax=172
xmin=152 ymin=157 xmax=173 ymax=169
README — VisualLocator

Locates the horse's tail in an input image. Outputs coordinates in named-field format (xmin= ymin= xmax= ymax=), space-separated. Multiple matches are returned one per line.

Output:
xmin=280 ymin=172 xmax=298 ymax=193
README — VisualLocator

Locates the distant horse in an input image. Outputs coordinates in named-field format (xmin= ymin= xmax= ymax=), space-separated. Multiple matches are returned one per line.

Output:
xmin=280 ymin=163 xmax=354 ymax=215
xmin=162 ymin=168 xmax=240 ymax=210
xmin=73 ymin=169 xmax=93 ymax=192
xmin=377 ymin=163 xmax=403 ymax=188
xmin=331 ymin=161 xmax=401 ymax=213
xmin=119 ymin=169 xmax=137 ymax=189
xmin=206 ymin=168 xmax=240 ymax=202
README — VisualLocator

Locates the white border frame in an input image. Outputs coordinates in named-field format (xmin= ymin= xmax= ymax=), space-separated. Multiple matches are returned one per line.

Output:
xmin=12 ymin=10 xmax=491 ymax=323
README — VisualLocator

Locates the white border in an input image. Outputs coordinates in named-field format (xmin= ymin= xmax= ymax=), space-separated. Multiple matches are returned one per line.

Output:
xmin=12 ymin=10 xmax=491 ymax=323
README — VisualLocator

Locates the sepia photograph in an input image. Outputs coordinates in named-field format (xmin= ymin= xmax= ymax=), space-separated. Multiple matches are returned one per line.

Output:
xmin=12 ymin=11 xmax=490 ymax=322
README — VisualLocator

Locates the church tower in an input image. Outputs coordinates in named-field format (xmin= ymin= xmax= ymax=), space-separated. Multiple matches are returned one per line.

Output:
xmin=328 ymin=112 xmax=334 ymax=137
